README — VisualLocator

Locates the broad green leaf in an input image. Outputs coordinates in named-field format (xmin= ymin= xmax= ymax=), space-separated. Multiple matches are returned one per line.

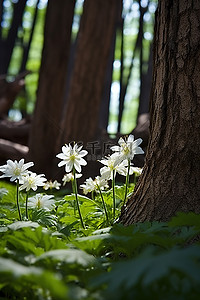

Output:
xmin=92 ymin=246 xmax=200 ymax=294
xmin=0 ymin=257 xmax=42 ymax=277
xmin=36 ymin=249 xmax=97 ymax=267
xmin=64 ymin=193 xmax=96 ymax=205
xmin=0 ymin=257 xmax=68 ymax=299
xmin=8 ymin=221 xmax=40 ymax=230
xmin=169 ymin=212 xmax=200 ymax=230
xmin=73 ymin=233 xmax=110 ymax=255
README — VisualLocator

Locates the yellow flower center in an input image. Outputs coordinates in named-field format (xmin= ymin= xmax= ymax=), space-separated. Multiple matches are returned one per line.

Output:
xmin=122 ymin=143 xmax=130 ymax=155
xmin=28 ymin=177 xmax=34 ymax=185
xmin=14 ymin=167 xmax=21 ymax=176
xmin=37 ymin=198 xmax=41 ymax=209
xmin=108 ymin=161 xmax=114 ymax=170
xmin=70 ymin=154 xmax=76 ymax=162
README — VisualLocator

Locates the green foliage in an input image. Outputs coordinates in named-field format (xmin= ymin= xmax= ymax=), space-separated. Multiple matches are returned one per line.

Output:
xmin=0 ymin=181 xmax=200 ymax=299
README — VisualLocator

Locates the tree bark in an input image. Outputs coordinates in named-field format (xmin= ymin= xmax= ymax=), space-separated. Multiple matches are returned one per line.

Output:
xmin=120 ymin=0 xmax=200 ymax=224
xmin=28 ymin=0 xmax=75 ymax=178
xmin=59 ymin=0 xmax=121 ymax=145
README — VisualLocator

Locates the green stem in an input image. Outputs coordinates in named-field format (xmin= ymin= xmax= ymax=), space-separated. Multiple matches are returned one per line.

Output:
xmin=16 ymin=179 xmax=22 ymax=221
xmin=112 ymin=170 xmax=116 ymax=220
xmin=73 ymin=168 xmax=85 ymax=229
xmin=71 ymin=179 xmax=76 ymax=215
xmin=25 ymin=191 xmax=29 ymax=220
xmin=97 ymin=185 xmax=109 ymax=225
xmin=124 ymin=159 xmax=130 ymax=204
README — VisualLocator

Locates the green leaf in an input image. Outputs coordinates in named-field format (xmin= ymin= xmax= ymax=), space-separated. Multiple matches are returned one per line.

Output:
xmin=0 ymin=257 xmax=68 ymax=299
xmin=169 ymin=212 xmax=200 ymax=230
xmin=8 ymin=221 xmax=40 ymax=230
xmin=0 ymin=257 xmax=42 ymax=277
xmin=92 ymin=246 xmax=200 ymax=294
xmin=3 ymin=226 xmax=68 ymax=256
xmin=30 ymin=208 xmax=57 ymax=227
xmin=36 ymin=249 xmax=97 ymax=267
xmin=73 ymin=233 xmax=110 ymax=255
xmin=0 ymin=188 xmax=8 ymax=199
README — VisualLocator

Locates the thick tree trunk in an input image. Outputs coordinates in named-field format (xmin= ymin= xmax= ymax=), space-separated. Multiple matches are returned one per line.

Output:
xmin=120 ymin=0 xmax=200 ymax=224
xmin=59 ymin=0 xmax=121 ymax=145
xmin=28 ymin=0 xmax=75 ymax=178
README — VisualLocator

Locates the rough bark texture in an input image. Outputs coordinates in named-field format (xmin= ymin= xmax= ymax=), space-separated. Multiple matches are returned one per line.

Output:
xmin=120 ymin=0 xmax=200 ymax=224
xmin=59 ymin=0 xmax=121 ymax=145
xmin=28 ymin=0 xmax=75 ymax=178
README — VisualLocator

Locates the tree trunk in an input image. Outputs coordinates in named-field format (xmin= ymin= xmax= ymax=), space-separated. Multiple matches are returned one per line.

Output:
xmin=120 ymin=0 xmax=200 ymax=224
xmin=98 ymin=16 xmax=119 ymax=132
xmin=59 ymin=0 xmax=121 ymax=145
xmin=28 ymin=0 xmax=75 ymax=178
xmin=19 ymin=0 xmax=40 ymax=73
xmin=0 ymin=0 xmax=27 ymax=74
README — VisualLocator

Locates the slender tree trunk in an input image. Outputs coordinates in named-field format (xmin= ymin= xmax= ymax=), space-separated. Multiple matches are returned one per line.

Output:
xmin=28 ymin=0 xmax=75 ymax=178
xmin=99 ymin=18 xmax=119 ymax=132
xmin=0 ymin=0 xmax=27 ymax=74
xmin=117 ymin=2 xmax=148 ymax=132
xmin=120 ymin=0 xmax=200 ymax=224
xmin=59 ymin=0 xmax=121 ymax=146
xmin=19 ymin=0 xmax=40 ymax=73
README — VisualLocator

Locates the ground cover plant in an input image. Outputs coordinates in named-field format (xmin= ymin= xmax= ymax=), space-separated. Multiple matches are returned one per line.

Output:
xmin=0 ymin=135 xmax=200 ymax=299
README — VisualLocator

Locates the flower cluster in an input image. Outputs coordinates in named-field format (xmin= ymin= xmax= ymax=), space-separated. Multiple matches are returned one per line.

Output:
xmin=77 ymin=134 xmax=144 ymax=222
xmin=80 ymin=176 xmax=109 ymax=195
xmin=0 ymin=134 xmax=144 ymax=226
xmin=80 ymin=134 xmax=144 ymax=189
xmin=0 ymin=159 xmax=34 ymax=183
xmin=0 ymin=159 xmax=55 ymax=219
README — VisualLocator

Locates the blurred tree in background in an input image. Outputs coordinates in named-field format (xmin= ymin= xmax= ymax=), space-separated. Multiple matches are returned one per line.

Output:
xmin=0 ymin=0 xmax=156 ymax=178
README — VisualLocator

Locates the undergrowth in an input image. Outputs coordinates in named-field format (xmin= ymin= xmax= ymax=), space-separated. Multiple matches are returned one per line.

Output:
xmin=0 ymin=181 xmax=200 ymax=300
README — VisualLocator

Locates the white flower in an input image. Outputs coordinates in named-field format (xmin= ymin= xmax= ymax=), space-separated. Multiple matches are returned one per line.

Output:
xmin=111 ymin=134 xmax=144 ymax=161
xmin=19 ymin=172 xmax=47 ymax=192
xmin=80 ymin=177 xmax=96 ymax=194
xmin=99 ymin=154 xmax=128 ymax=180
xmin=56 ymin=143 xmax=88 ymax=173
xmin=62 ymin=172 xmax=82 ymax=185
xmin=80 ymin=176 xmax=108 ymax=195
xmin=131 ymin=167 xmax=143 ymax=176
xmin=0 ymin=159 xmax=34 ymax=183
xmin=28 ymin=194 xmax=55 ymax=211
xmin=43 ymin=180 xmax=61 ymax=190
xmin=94 ymin=176 xmax=109 ymax=190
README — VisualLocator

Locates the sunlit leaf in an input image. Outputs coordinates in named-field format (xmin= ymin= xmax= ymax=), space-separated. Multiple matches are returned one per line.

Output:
xmin=0 ymin=188 xmax=8 ymax=199
xmin=8 ymin=221 xmax=40 ymax=230
xmin=0 ymin=257 xmax=68 ymax=299
xmin=36 ymin=249 xmax=97 ymax=267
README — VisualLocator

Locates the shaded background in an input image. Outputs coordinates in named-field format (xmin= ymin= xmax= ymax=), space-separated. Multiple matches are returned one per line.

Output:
xmin=0 ymin=0 xmax=157 ymax=179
